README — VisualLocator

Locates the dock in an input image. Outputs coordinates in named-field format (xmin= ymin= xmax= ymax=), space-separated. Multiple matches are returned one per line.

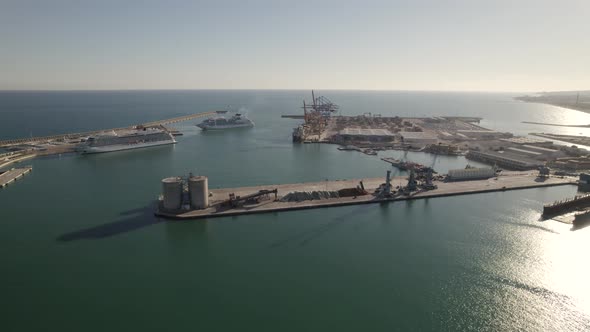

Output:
xmin=0 ymin=166 xmax=32 ymax=188
xmin=155 ymin=171 xmax=576 ymax=220
xmin=542 ymin=194 xmax=590 ymax=217
xmin=0 ymin=152 xmax=36 ymax=169
xmin=0 ymin=111 xmax=216 ymax=148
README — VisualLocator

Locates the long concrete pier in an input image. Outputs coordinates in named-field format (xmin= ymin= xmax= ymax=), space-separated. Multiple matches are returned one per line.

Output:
xmin=0 ymin=152 xmax=36 ymax=169
xmin=0 ymin=111 xmax=216 ymax=147
xmin=155 ymin=171 xmax=576 ymax=220
xmin=0 ymin=166 xmax=32 ymax=188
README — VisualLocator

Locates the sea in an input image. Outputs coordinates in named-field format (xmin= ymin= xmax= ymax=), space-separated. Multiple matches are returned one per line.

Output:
xmin=1 ymin=90 xmax=589 ymax=331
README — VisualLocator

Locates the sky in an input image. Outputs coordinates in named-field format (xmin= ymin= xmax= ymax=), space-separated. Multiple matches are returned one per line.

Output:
xmin=1 ymin=0 xmax=589 ymax=92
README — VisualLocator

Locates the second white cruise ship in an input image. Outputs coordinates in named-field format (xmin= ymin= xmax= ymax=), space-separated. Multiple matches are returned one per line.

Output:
xmin=78 ymin=128 xmax=176 ymax=154
xmin=196 ymin=113 xmax=254 ymax=130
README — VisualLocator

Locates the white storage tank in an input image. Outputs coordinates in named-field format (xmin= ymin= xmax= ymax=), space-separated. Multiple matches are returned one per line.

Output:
xmin=189 ymin=175 xmax=209 ymax=209
xmin=447 ymin=167 xmax=496 ymax=181
xmin=162 ymin=177 xmax=183 ymax=210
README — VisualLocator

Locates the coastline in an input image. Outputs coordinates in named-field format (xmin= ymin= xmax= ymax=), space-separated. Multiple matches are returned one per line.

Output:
xmin=515 ymin=95 xmax=590 ymax=114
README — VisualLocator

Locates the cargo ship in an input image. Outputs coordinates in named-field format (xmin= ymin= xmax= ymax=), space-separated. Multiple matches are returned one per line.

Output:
xmin=77 ymin=128 xmax=176 ymax=154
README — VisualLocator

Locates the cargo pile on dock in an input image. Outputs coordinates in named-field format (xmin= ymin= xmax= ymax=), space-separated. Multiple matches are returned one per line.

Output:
xmin=279 ymin=187 xmax=368 ymax=202
xmin=280 ymin=191 xmax=340 ymax=202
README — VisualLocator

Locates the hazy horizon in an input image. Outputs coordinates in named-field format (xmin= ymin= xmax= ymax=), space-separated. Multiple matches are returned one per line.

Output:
xmin=2 ymin=0 xmax=589 ymax=92
xmin=1 ymin=88 xmax=587 ymax=94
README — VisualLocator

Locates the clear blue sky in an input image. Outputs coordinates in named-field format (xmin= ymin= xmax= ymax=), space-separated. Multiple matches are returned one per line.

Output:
xmin=1 ymin=0 xmax=588 ymax=91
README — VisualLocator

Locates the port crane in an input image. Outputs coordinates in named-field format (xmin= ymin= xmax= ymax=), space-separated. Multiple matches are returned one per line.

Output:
xmin=301 ymin=90 xmax=340 ymax=138
xmin=227 ymin=189 xmax=278 ymax=208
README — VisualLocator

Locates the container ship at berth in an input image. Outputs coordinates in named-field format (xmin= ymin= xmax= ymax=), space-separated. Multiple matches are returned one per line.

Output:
xmin=77 ymin=128 xmax=176 ymax=154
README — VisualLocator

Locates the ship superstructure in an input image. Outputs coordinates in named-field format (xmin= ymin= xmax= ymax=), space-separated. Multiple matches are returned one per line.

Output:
xmin=196 ymin=113 xmax=254 ymax=130
xmin=78 ymin=128 xmax=176 ymax=154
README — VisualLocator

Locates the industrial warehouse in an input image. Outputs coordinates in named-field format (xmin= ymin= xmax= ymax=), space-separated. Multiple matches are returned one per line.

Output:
xmin=446 ymin=167 xmax=497 ymax=181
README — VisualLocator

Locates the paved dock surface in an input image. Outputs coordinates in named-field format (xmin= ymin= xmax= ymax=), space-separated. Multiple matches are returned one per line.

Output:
xmin=156 ymin=171 xmax=576 ymax=220
xmin=0 ymin=167 xmax=32 ymax=188
xmin=0 ymin=153 xmax=36 ymax=169
xmin=0 ymin=111 xmax=216 ymax=147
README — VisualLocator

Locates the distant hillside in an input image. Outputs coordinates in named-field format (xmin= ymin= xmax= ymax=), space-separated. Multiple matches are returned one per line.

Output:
xmin=516 ymin=91 xmax=590 ymax=113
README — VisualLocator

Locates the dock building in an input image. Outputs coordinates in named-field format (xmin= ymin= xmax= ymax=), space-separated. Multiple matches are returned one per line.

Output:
xmin=466 ymin=150 xmax=543 ymax=170
xmin=456 ymin=130 xmax=512 ymax=140
xmin=446 ymin=167 xmax=496 ymax=181
xmin=398 ymin=131 xmax=438 ymax=145
xmin=549 ymin=156 xmax=590 ymax=171
xmin=500 ymin=137 xmax=555 ymax=146
xmin=338 ymin=128 xmax=396 ymax=143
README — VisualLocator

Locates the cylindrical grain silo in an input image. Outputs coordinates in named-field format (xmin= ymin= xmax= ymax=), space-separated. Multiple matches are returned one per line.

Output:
xmin=162 ymin=177 xmax=183 ymax=210
xmin=188 ymin=175 xmax=208 ymax=209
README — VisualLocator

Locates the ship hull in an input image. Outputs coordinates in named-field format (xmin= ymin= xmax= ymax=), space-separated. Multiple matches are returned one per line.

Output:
xmin=197 ymin=123 xmax=254 ymax=130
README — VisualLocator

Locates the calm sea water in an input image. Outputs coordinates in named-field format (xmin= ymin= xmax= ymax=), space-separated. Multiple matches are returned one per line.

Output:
xmin=1 ymin=91 xmax=589 ymax=331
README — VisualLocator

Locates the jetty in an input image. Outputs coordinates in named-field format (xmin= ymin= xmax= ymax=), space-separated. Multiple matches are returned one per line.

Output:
xmin=543 ymin=194 xmax=590 ymax=217
xmin=0 ymin=152 xmax=36 ymax=169
xmin=0 ymin=166 xmax=32 ymax=188
xmin=156 ymin=171 xmax=576 ymax=220
xmin=0 ymin=111 xmax=216 ymax=148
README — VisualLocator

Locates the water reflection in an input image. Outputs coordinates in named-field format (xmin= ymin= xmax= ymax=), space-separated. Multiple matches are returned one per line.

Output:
xmin=539 ymin=220 xmax=590 ymax=317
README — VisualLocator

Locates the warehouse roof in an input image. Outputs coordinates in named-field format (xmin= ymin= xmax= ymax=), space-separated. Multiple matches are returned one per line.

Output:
xmin=500 ymin=137 xmax=552 ymax=145
xmin=398 ymin=131 xmax=437 ymax=139
xmin=507 ymin=147 xmax=542 ymax=156
xmin=340 ymin=128 xmax=395 ymax=137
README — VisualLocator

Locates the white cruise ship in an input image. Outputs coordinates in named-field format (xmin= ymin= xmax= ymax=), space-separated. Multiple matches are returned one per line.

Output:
xmin=77 ymin=128 xmax=176 ymax=154
xmin=196 ymin=113 xmax=254 ymax=130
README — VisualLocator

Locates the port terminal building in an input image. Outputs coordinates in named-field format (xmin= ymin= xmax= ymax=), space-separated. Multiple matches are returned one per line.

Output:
xmin=549 ymin=156 xmax=590 ymax=171
xmin=447 ymin=167 xmax=496 ymax=181
xmin=466 ymin=150 xmax=544 ymax=170
xmin=398 ymin=131 xmax=438 ymax=145
xmin=337 ymin=128 xmax=396 ymax=143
